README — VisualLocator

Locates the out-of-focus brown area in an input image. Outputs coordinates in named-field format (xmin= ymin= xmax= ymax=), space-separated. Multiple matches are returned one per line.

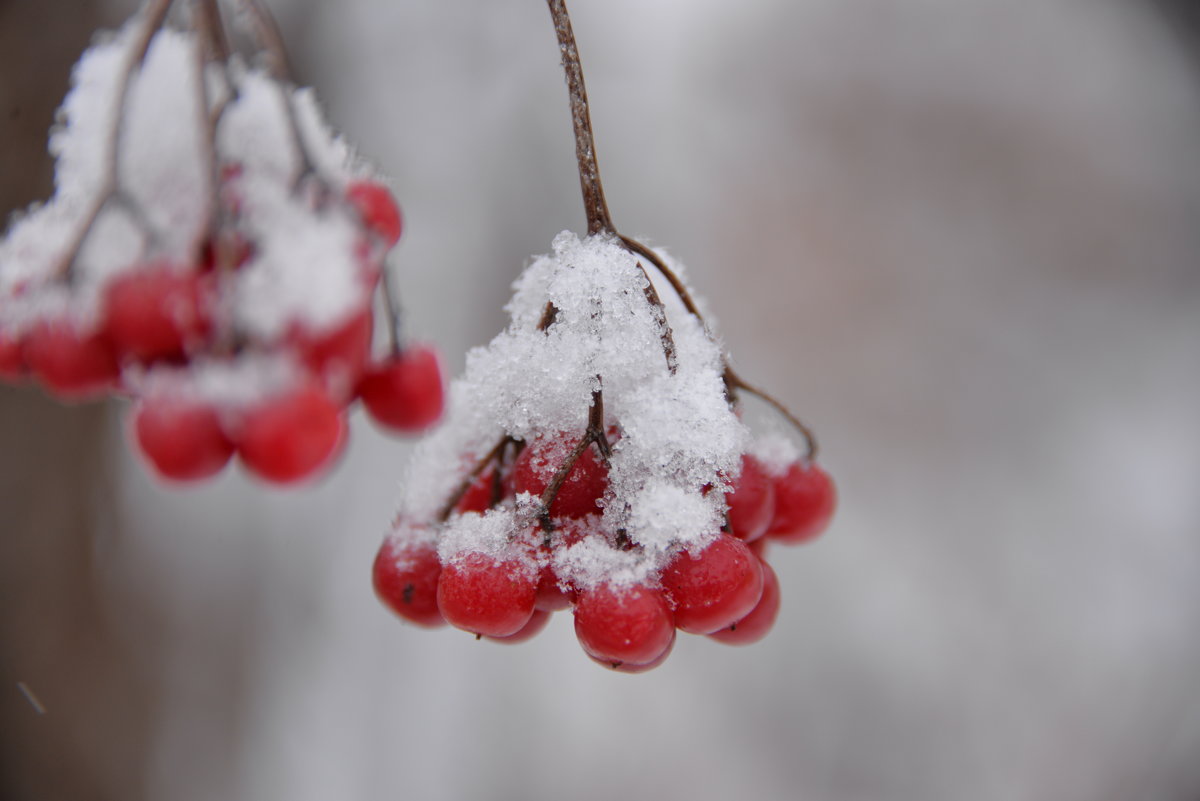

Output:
xmin=0 ymin=3 xmax=157 ymax=800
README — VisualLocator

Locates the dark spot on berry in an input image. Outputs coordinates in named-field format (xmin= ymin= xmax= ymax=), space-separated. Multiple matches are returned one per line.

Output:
xmin=402 ymin=582 xmax=414 ymax=605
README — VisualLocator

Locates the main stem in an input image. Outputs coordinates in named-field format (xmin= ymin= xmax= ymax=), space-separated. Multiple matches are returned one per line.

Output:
xmin=547 ymin=0 xmax=614 ymax=236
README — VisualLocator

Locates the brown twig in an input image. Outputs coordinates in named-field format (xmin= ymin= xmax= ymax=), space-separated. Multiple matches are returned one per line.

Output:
xmin=238 ymin=0 xmax=317 ymax=189
xmin=724 ymin=367 xmax=818 ymax=462
xmin=547 ymin=0 xmax=613 ymax=236
xmin=536 ymin=385 xmax=609 ymax=530
xmin=56 ymin=0 xmax=174 ymax=283
xmin=438 ymin=436 xmax=517 ymax=522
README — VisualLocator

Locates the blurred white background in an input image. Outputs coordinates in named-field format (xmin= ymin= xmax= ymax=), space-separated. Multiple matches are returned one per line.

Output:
xmin=3 ymin=1 xmax=1199 ymax=799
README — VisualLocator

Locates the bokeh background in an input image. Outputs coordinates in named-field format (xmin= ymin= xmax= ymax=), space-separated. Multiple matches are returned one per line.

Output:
xmin=3 ymin=0 xmax=1199 ymax=799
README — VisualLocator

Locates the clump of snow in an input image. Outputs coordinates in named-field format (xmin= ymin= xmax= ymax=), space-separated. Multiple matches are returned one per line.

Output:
xmin=396 ymin=231 xmax=750 ymax=589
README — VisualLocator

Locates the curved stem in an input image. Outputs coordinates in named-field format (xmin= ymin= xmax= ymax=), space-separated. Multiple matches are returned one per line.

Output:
xmin=724 ymin=367 xmax=818 ymax=462
xmin=547 ymin=0 xmax=614 ymax=236
xmin=239 ymin=0 xmax=317 ymax=189
xmin=58 ymin=0 xmax=174 ymax=282
xmin=379 ymin=263 xmax=404 ymax=358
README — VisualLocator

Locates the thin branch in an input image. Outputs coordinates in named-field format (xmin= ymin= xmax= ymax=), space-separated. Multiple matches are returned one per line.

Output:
xmin=57 ymin=0 xmax=174 ymax=282
xmin=724 ymin=366 xmax=818 ymax=462
xmin=438 ymin=436 xmax=516 ymax=522
xmin=238 ymin=0 xmax=317 ymax=189
xmin=379 ymin=264 xmax=404 ymax=357
xmin=547 ymin=0 xmax=614 ymax=236
xmin=537 ymin=385 xmax=609 ymax=530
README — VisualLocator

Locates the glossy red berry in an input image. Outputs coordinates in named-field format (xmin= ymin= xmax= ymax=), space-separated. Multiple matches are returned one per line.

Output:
xmin=345 ymin=180 xmax=403 ymax=246
xmin=573 ymin=582 xmax=675 ymax=667
xmin=708 ymin=558 xmax=781 ymax=645
xmin=726 ymin=454 xmax=775 ymax=543
xmin=23 ymin=317 xmax=120 ymax=400
xmin=660 ymin=533 xmax=764 ymax=634
xmin=511 ymin=436 xmax=608 ymax=518
xmin=104 ymin=264 xmax=210 ymax=363
xmin=766 ymin=461 xmax=837 ymax=544
xmin=436 ymin=552 xmax=537 ymax=637
xmin=587 ymin=630 xmax=676 ymax=673
xmin=486 ymin=609 xmax=551 ymax=644
xmin=454 ymin=466 xmax=503 ymax=514
xmin=133 ymin=397 xmax=234 ymax=481
xmin=358 ymin=345 xmax=445 ymax=433
xmin=0 ymin=332 xmax=25 ymax=381
xmin=372 ymin=537 xmax=445 ymax=628
xmin=237 ymin=385 xmax=346 ymax=484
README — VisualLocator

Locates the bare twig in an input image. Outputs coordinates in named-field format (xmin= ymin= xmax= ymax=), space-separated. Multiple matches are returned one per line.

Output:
xmin=547 ymin=0 xmax=613 ymax=236
xmin=724 ymin=366 xmax=818 ymax=461
xmin=238 ymin=0 xmax=317 ymax=189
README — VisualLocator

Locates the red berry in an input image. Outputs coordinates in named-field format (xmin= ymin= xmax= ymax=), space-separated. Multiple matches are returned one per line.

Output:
xmin=345 ymin=180 xmax=403 ymax=246
xmin=511 ymin=435 xmax=608 ymax=518
xmin=660 ymin=533 xmax=764 ymax=634
xmin=766 ymin=461 xmax=836 ymax=544
xmin=587 ymin=630 xmax=675 ymax=673
xmin=573 ymin=582 xmax=675 ymax=667
xmin=237 ymin=385 xmax=346 ymax=484
xmin=454 ymin=466 xmax=502 ymax=514
xmin=373 ymin=537 xmax=445 ymax=628
xmin=708 ymin=558 xmax=781 ymax=645
xmin=0 ymin=331 xmax=26 ymax=381
xmin=23 ymin=317 xmax=119 ymax=400
xmin=132 ymin=397 xmax=234 ymax=481
xmin=104 ymin=264 xmax=210 ymax=363
xmin=486 ymin=609 xmax=551 ymax=644
xmin=292 ymin=308 xmax=374 ymax=402
xmin=358 ymin=345 xmax=445 ymax=433
xmin=436 ymin=551 xmax=537 ymax=637
xmin=726 ymin=454 xmax=775 ymax=543
xmin=535 ymin=562 xmax=575 ymax=611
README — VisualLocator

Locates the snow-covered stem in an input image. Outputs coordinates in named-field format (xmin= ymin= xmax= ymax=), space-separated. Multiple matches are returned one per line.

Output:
xmin=238 ymin=0 xmax=316 ymax=188
xmin=57 ymin=0 xmax=173 ymax=282
xmin=547 ymin=0 xmax=614 ymax=237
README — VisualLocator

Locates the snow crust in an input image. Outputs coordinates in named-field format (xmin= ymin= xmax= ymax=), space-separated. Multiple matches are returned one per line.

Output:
xmin=395 ymin=232 xmax=750 ymax=589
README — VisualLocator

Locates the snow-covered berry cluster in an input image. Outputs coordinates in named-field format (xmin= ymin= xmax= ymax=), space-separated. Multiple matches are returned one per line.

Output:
xmin=0 ymin=1 xmax=443 ymax=484
xmin=372 ymin=233 xmax=837 ymax=671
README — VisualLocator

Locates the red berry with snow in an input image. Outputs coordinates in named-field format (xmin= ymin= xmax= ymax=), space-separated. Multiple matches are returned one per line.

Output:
xmin=292 ymin=308 xmax=374 ymax=402
xmin=345 ymin=180 xmax=403 ymax=247
xmin=436 ymin=552 xmax=537 ymax=637
xmin=726 ymin=454 xmax=775 ymax=543
xmin=574 ymin=582 xmax=676 ymax=668
xmin=237 ymin=385 xmax=346 ymax=484
xmin=23 ymin=317 xmax=120 ymax=400
xmin=133 ymin=396 xmax=234 ymax=482
xmin=766 ymin=461 xmax=837 ymax=544
xmin=358 ymin=345 xmax=445 ymax=433
xmin=511 ymin=435 xmax=609 ymax=518
xmin=372 ymin=536 xmax=445 ymax=628
xmin=708 ymin=557 xmax=781 ymax=645
xmin=104 ymin=264 xmax=211 ymax=364
xmin=660 ymin=533 xmax=764 ymax=634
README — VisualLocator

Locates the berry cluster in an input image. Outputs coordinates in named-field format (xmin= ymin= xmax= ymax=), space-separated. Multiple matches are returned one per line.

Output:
xmin=0 ymin=1 xmax=443 ymax=484
xmin=372 ymin=233 xmax=837 ymax=671
xmin=372 ymin=1 xmax=837 ymax=672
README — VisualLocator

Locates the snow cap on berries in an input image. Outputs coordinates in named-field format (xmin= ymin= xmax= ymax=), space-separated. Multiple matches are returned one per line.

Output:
xmin=398 ymin=231 xmax=748 ymax=587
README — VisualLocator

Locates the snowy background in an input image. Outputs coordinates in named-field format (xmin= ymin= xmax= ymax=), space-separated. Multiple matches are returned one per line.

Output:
xmin=3 ymin=0 xmax=1199 ymax=799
